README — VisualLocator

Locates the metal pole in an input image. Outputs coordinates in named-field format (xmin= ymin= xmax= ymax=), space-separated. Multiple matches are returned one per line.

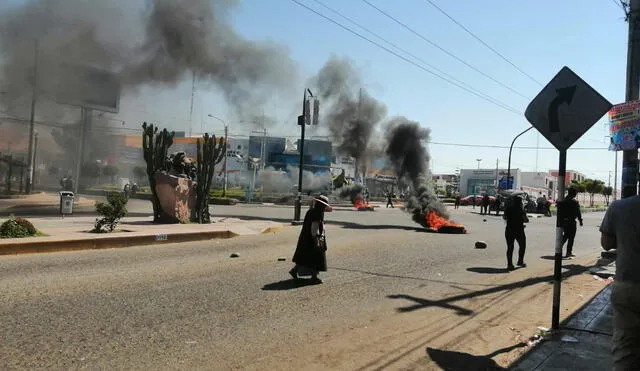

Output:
xmin=25 ymin=40 xmax=39 ymax=194
xmin=223 ymin=124 xmax=228 ymax=197
xmin=294 ymin=89 xmax=308 ymax=222
xmin=33 ymin=132 xmax=38 ymax=189
xmin=614 ymin=150 xmax=619 ymax=201
xmin=551 ymin=149 xmax=567 ymax=330
xmin=622 ymin=0 xmax=640 ymax=199
xmin=73 ymin=107 xmax=90 ymax=199
xmin=507 ymin=127 xmax=534 ymax=190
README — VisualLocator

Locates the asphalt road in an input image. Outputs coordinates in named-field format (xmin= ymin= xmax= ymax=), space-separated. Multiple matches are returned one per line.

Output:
xmin=0 ymin=205 xmax=607 ymax=370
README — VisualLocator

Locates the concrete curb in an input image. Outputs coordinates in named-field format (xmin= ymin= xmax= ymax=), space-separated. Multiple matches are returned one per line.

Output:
xmin=0 ymin=230 xmax=239 ymax=256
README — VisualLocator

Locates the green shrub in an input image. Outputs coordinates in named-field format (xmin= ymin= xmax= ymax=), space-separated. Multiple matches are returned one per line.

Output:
xmin=92 ymin=192 xmax=129 ymax=233
xmin=0 ymin=217 xmax=39 ymax=238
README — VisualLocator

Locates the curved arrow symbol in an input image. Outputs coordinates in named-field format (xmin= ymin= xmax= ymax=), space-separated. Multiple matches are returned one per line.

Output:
xmin=548 ymin=86 xmax=577 ymax=133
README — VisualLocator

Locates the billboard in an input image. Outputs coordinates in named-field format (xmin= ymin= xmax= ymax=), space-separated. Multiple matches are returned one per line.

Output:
xmin=57 ymin=64 xmax=121 ymax=113
xmin=608 ymin=100 xmax=640 ymax=151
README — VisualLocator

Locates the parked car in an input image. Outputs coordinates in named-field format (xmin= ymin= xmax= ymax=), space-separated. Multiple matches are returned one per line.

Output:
xmin=498 ymin=189 xmax=537 ymax=213
xmin=460 ymin=194 xmax=495 ymax=206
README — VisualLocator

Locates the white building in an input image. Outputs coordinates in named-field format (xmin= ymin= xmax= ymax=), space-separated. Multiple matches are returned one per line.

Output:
xmin=520 ymin=171 xmax=555 ymax=197
xmin=459 ymin=168 xmax=522 ymax=196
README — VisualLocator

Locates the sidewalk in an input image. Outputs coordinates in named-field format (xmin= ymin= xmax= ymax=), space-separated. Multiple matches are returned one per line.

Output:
xmin=0 ymin=215 xmax=284 ymax=255
xmin=511 ymin=265 xmax=615 ymax=370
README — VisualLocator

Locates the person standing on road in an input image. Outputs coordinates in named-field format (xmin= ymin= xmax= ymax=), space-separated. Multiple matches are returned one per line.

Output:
xmin=481 ymin=194 xmax=490 ymax=215
xmin=503 ymin=196 xmax=529 ymax=271
xmin=494 ymin=196 xmax=501 ymax=216
xmin=599 ymin=195 xmax=640 ymax=370
xmin=454 ymin=194 xmax=461 ymax=209
xmin=290 ymin=195 xmax=332 ymax=282
xmin=557 ymin=188 xmax=583 ymax=258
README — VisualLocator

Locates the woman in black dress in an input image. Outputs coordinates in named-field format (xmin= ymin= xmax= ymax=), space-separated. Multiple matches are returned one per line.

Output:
xmin=289 ymin=195 xmax=332 ymax=282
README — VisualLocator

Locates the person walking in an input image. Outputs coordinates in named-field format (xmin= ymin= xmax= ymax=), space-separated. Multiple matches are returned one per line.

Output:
xmin=557 ymin=188 xmax=583 ymax=258
xmin=386 ymin=191 xmax=394 ymax=208
xmin=503 ymin=196 xmax=529 ymax=271
xmin=600 ymin=195 xmax=640 ymax=370
xmin=289 ymin=195 xmax=332 ymax=282
xmin=494 ymin=196 xmax=501 ymax=216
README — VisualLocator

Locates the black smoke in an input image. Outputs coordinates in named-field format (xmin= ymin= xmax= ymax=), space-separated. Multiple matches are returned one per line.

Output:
xmin=337 ymin=183 xmax=364 ymax=204
xmin=312 ymin=57 xmax=386 ymax=175
xmin=0 ymin=0 xmax=296 ymax=120
xmin=385 ymin=117 xmax=448 ymax=226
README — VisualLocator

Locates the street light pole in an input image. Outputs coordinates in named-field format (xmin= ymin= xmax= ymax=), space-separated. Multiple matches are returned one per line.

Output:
xmin=507 ymin=127 xmax=534 ymax=190
xmin=476 ymin=158 xmax=482 ymax=169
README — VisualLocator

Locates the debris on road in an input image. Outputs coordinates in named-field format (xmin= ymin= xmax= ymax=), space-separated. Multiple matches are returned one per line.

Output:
xmin=277 ymin=257 xmax=287 ymax=261
xmin=474 ymin=241 xmax=487 ymax=249
xmin=230 ymin=253 xmax=240 ymax=258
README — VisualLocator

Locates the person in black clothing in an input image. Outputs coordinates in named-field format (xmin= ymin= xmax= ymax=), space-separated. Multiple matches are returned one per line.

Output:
xmin=290 ymin=195 xmax=332 ymax=282
xmin=454 ymin=194 xmax=461 ymax=209
xmin=503 ymin=196 xmax=529 ymax=271
xmin=386 ymin=191 xmax=395 ymax=208
xmin=558 ymin=188 xmax=583 ymax=258
xmin=494 ymin=196 xmax=501 ymax=216
xmin=481 ymin=194 xmax=490 ymax=215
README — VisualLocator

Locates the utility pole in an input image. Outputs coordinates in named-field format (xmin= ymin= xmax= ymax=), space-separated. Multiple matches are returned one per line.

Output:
xmin=25 ymin=40 xmax=39 ymax=194
xmin=614 ymin=151 xmax=619 ymax=201
xmin=623 ymin=0 xmax=640 ymax=199
xmin=188 ymin=72 xmax=196 ymax=137
xmin=222 ymin=124 xmax=228 ymax=197
xmin=495 ymin=158 xmax=499 ymax=191
xmin=293 ymin=89 xmax=313 ymax=223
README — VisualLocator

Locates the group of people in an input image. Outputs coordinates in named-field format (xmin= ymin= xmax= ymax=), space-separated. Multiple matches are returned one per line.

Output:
xmin=501 ymin=187 xmax=582 ymax=271
xmin=287 ymin=189 xmax=640 ymax=369
xmin=453 ymin=193 xmax=502 ymax=216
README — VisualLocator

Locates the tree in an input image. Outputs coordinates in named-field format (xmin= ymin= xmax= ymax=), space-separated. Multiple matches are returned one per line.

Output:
xmin=583 ymin=178 xmax=605 ymax=207
xmin=602 ymin=186 xmax=613 ymax=206
xmin=102 ymin=165 xmax=119 ymax=184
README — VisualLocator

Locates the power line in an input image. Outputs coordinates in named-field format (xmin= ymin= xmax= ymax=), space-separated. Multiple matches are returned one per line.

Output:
xmin=428 ymin=140 xmax=608 ymax=151
xmin=289 ymin=0 xmax=523 ymax=115
xmin=308 ymin=0 xmax=517 ymax=112
xmin=360 ymin=0 xmax=530 ymax=99
xmin=421 ymin=0 xmax=543 ymax=86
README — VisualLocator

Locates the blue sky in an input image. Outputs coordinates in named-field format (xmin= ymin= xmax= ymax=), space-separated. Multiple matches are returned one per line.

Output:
xmin=4 ymin=0 xmax=628 ymax=183
xmin=225 ymin=0 xmax=627 ymax=183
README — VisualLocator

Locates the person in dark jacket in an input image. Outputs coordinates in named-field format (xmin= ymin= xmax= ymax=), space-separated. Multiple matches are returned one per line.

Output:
xmin=454 ymin=195 xmax=461 ymax=209
xmin=290 ymin=195 xmax=332 ymax=282
xmin=558 ymin=187 xmax=583 ymax=258
xmin=481 ymin=194 xmax=491 ymax=215
xmin=386 ymin=191 xmax=395 ymax=208
xmin=494 ymin=196 xmax=501 ymax=216
xmin=503 ymin=196 xmax=529 ymax=271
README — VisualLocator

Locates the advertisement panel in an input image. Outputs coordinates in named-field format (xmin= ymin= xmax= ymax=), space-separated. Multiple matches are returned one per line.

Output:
xmin=608 ymin=100 xmax=640 ymax=151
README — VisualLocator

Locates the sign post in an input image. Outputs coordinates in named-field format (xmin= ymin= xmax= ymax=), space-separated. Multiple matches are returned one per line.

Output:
xmin=525 ymin=66 xmax=612 ymax=330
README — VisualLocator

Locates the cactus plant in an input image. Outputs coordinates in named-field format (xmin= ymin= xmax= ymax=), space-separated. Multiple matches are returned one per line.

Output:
xmin=193 ymin=133 xmax=226 ymax=223
xmin=141 ymin=122 xmax=175 ymax=223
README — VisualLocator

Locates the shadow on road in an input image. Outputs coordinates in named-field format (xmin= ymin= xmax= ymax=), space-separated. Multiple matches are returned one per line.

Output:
xmin=330 ymin=267 xmax=496 ymax=287
xmin=540 ymin=255 xmax=555 ymax=260
xmin=426 ymin=342 xmax=526 ymax=370
xmin=388 ymin=294 xmax=473 ymax=316
xmin=466 ymin=267 xmax=510 ymax=274
xmin=261 ymin=279 xmax=322 ymax=291
xmin=388 ymin=264 xmax=589 ymax=316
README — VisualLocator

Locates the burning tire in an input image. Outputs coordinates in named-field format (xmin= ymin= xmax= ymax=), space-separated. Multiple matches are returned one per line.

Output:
xmin=425 ymin=211 xmax=467 ymax=234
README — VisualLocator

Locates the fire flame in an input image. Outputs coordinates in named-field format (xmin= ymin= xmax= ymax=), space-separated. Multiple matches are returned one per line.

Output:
xmin=425 ymin=210 xmax=466 ymax=233
xmin=354 ymin=195 xmax=374 ymax=211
